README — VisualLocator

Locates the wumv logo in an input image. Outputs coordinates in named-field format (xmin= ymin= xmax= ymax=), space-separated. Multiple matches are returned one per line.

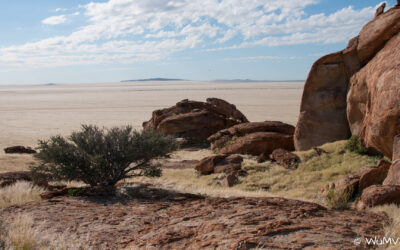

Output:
xmin=365 ymin=237 xmax=400 ymax=245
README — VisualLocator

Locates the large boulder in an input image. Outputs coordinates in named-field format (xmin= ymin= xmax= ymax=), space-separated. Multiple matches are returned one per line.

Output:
xmin=208 ymin=121 xmax=295 ymax=156
xmin=382 ymin=136 xmax=400 ymax=185
xmin=347 ymin=30 xmax=400 ymax=158
xmin=143 ymin=98 xmax=248 ymax=145
xmin=194 ymin=154 xmax=244 ymax=175
xmin=356 ymin=185 xmax=400 ymax=210
xmin=269 ymin=148 xmax=300 ymax=169
xmin=295 ymin=6 xmax=400 ymax=154
xmin=334 ymin=160 xmax=391 ymax=198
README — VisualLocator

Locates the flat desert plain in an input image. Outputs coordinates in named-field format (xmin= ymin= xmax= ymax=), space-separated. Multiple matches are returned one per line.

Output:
xmin=0 ymin=81 xmax=304 ymax=153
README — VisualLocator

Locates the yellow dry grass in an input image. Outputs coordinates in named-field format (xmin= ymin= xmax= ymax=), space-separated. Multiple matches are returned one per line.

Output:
xmin=370 ymin=204 xmax=400 ymax=249
xmin=139 ymin=140 xmax=381 ymax=204
xmin=0 ymin=154 xmax=36 ymax=173
xmin=0 ymin=213 xmax=86 ymax=250
xmin=0 ymin=181 xmax=45 ymax=209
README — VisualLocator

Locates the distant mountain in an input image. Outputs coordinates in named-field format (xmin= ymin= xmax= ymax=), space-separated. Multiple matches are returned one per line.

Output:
xmin=121 ymin=78 xmax=185 ymax=82
xmin=213 ymin=79 xmax=305 ymax=82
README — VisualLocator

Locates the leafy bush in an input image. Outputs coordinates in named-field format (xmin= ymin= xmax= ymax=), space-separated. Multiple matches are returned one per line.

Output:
xmin=31 ymin=125 xmax=178 ymax=187
xmin=345 ymin=135 xmax=368 ymax=155
xmin=345 ymin=135 xmax=383 ymax=158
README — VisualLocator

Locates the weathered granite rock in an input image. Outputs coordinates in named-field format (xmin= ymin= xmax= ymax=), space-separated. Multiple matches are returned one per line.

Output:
xmin=347 ymin=29 xmax=400 ymax=158
xmin=218 ymin=132 xmax=294 ymax=156
xmin=269 ymin=148 xmax=300 ymax=169
xmin=1 ymin=191 xmax=387 ymax=249
xmin=383 ymin=160 xmax=400 ymax=186
xmin=208 ymin=121 xmax=295 ymax=156
xmin=195 ymin=154 xmax=244 ymax=175
xmin=143 ymin=98 xmax=248 ymax=145
xmin=393 ymin=135 xmax=400 ymax=160
xmin=356 ymin=185 xmax=400 ymax=210
xmin=335 ymin=160 xmax=391 ymax=198
xmin=295 ymin=7 xmax=400 ymax=153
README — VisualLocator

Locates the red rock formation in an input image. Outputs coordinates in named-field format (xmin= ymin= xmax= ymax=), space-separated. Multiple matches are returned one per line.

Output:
xmin=208 ymin=121 xmax=295 ymax=156
xmin=195 ymin=154 xmax=244 ymax=175
xmin=1 ymin=192 xmax=387 ymax=249
xmin=347 ymin=30 xmax=400 ymax=158
xmin=356 ymin=185 xmax=400 ymax=210
xmin=269 ymin=148 xmax=300 ymax=169
xmin=334 ymin=160 xmax=391 ymax=198
xmin=143 ymin=98 xmax=247 ymax=145
xmin=382 ymin=136 xmax=400 ymax=185
xmin=219 ymin=132 xmax=293 ymax=156
xmin=295 ymin=7 xmax=400 ymax=156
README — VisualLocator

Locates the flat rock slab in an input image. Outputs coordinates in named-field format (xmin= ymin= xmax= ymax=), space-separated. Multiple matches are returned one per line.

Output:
xmin=1 ymin=188 xmax=386 ymax=249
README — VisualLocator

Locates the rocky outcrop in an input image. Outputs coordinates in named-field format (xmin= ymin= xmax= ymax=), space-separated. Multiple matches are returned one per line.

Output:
xmin=143 ymin=98 xmax=248 ymax=145
xmin=269 ymin=148 xmax=300 ymax=169
xmin=334 ymin=160 xmax=391 ymax=198
xmin=4 ymin=146 xmax=36 ymax=154
xmin=382 ymin=136 xmax=400 ymax=185
xmin=295 ymin=6 xmax=400 ymax=156
xmin=356 ymin=185 xmax=400 ymax=210
xmin=347 ymin=30 xmax=400 ymax=158
xmin=208 ymin=121 xmax=295 ymax=156
xmin=1 ymin=192 xmax=387 ymax=249
xmin=195 ymin=154 xmax=244 ymax=175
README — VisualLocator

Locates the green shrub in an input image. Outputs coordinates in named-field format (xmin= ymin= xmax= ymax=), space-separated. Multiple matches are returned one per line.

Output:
xmin=31 ymin=125 xmax=178 ymax=187
xmin=345 ymin=135 xmax=368 ymax=155
xmin=345 ymin=135 xmax=384 ymax=158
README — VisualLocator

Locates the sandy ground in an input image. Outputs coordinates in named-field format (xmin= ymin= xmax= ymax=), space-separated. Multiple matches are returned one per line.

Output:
xmin=0 ymin=80 xmax=303 ymax=153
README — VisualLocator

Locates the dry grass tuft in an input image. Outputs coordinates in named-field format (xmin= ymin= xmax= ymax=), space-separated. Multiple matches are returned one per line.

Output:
xmin=370 ymin=204 xmax=400 ymax=249
xmin=0 ymin=181 xmax=45 ymax=209
xmin=1 ymin=213 xmax=86 ymax=250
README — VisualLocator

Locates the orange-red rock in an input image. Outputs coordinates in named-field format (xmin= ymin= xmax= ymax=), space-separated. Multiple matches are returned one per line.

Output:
xmin=218 ymin=132 xmax=294 ymax=156
xmin=269 ymin=148 xmax=300 ymax=169
xmin=143 ymin=98 xmax=248 ymax=144
xmin=208 ymin=121 xmax=295 ymax=156
xmin=356 ymin=185 xmax=400 ymax=210
xmin=295 ymin=7 xmax=400 ymax=153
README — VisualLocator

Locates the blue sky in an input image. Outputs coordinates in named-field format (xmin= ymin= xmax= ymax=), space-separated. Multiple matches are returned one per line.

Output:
xmin=0 ymin=0 xmax=395 ymax=84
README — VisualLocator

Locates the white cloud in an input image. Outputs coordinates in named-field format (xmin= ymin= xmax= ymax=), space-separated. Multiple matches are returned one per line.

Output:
xmin=1 ymin=0 xmax=379 ymax=68
xmin=42 ymin=15 xmax=67 ymax=25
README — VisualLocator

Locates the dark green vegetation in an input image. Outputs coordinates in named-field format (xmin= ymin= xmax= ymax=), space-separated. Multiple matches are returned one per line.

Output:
xmin=31 ymin=125 xmax=177 ymax=187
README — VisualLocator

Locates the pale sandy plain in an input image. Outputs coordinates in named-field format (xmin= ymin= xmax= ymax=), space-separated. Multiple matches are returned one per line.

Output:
xmin=0 ymin=81 xmax=304 ymax=171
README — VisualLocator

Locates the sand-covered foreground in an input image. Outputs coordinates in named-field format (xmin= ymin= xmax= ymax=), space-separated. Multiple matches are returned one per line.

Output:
xmin=0 ymin=81 xmax=303 ymax=150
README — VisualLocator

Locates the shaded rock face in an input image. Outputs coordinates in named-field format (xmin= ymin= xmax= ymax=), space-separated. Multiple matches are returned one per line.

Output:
xmin=295 ymin=7 xmax=400 ymax=155
xmin=208 ymin=121 xmax=295 ymax=156
xmin=4 ymin=146 xmax=36 ymax=154
xmin=269 ymin=148 xmax=300 ymax=169
xmin=1 ymin=193 xmax=387 ymax=249
xmin=143 ymin=98 xmax=248 ymax=144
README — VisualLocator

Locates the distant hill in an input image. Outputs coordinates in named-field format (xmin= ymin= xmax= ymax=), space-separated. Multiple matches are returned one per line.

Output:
xmin=121 ymin=78 xmax=185 ymax=82
xmin=214 ymin=79 xmax=305 ymax=83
